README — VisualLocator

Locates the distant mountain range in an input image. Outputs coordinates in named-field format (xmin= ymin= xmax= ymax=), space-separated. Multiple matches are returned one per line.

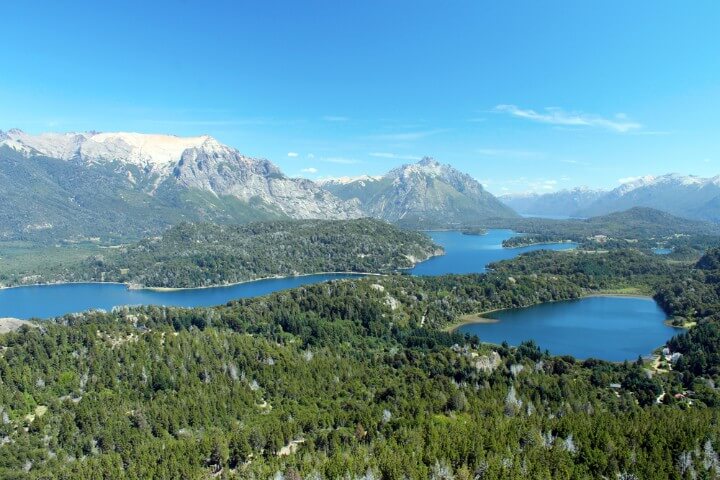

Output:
xmin=0 ymin=130 xmax=515 ymax=241
xmin=5 ymin=128 xmax=718 ymax=242
xmin=320 ymin=157 xmax=517 ymax=228
xmin=501 ymin=174 xmax=720 ymax=222
xmin=500 ymin=187 xmax=605 ymax=218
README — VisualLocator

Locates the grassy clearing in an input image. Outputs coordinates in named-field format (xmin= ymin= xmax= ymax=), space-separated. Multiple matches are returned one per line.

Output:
xmin=442 ymin=311 xmax=502 ymax=332
xmin=0 ymin=242 xmax=101 ymax=285
xmin=591 ymin=286 xmax=654 ymax=296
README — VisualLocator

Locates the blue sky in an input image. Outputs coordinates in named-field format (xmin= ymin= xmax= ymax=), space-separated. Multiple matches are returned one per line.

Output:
xmin=1 ymin=1 xmax=719 ymax=194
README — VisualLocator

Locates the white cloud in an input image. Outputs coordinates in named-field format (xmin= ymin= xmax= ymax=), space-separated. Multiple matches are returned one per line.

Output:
xmin=322 ymin=115 xmax=349 ymax=122
xmin=287 ymin=152 xmax=299 ymax=157
xmin=307 ymin=153 xmax=315 ymax=159
xmin=301 ymin=167 xmax=318 ymax=174
xmin=369 ymin=152 xmax=421 ymax=160
xmin=494 ymin=104 xmax=642 ymax=133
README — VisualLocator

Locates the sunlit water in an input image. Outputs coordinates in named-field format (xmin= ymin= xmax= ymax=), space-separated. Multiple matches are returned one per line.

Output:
xmin=2 ymin=230 xmax=676 ymax=362
xmin=0 ymin=274 xmax=357 ymax=319
xmin=2 ymin=230 xmax=573 ymax=319
xmin=457 ymin=296 xmax=678 ymax=361
xmin=411 ymin=230 xmax=575 ymax=275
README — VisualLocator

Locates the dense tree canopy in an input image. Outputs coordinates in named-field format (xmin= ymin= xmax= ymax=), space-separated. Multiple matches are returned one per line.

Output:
xmin=2 ymin=245 xmax=720 ymax=478
xmin=0 ymin=219 xmax=441 ymax=288
xmin=493 ymin=208 xmax=720 ymax=260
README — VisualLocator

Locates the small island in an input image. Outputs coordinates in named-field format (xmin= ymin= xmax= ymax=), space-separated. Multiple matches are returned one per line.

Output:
xmin=461 ymin=227 xmax=488 ymax=236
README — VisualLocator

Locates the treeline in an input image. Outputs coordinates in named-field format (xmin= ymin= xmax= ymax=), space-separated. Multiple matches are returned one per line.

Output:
xmin=656 ymin=248 xmax=720 ymax=395
xmin=1 ymin=219 xmax=441 ymax=288
xmin=492 ymin=207 xmax=720 ymax=258
xmin=2 ymin=247 xmax=720 ymax=478
xmin=489 ymin=249 xmax=678 ymax=293
xmin=0 ymin=288 xmax=716 ymax=478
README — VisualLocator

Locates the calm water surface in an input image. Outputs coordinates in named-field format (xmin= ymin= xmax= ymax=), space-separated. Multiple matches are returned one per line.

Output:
xmin=411 ymin=230 xmax=576 ymax=275
xmin=1 ymin=230 xmax=574 ymax=319
xmin=0 ymin=230 xmax=678 ymax=360
xmin=457 ymin=296 xmax=679 ymax=361
xmin=0 ymin=274 xmax=357 ymax=319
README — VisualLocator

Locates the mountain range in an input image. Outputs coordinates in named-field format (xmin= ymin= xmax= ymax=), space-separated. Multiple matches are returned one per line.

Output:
xmin=0 ymin=129 xmax=363 ymax=241
xmin=320 ymin=157 xmax=517 ymax=228
xmin=5 ymin=128 xmax=720 ymax=242
xmin=0 ymin=130 xmax=514 ymax=241
xmin=499 ymin=187 xmax=605 ymax=218
xmin=501 ymin=174 xmax=720 ymax=221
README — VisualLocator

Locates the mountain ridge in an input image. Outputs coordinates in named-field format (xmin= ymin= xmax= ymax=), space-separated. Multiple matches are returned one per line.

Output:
xmin=323 ymin=156 xmax=517 ymax=228
xmin=0 ymin=129 xmax=362 ymax=241
xmin=577 ymin=173 xmax=720 ymax=221
xmin=500 ymin=187 xmax=606 ymax=217
xmin=1 ymin=130 xmax=517 ymax=240
xmin=499 ymin=173 xmax=720 ymax=222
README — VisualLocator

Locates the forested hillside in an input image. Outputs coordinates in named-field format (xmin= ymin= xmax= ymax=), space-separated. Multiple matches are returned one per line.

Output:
xmin=494 ymin=207 xmax=720 ymax=259
xmin=0 ymin=219 xmax=441 ymax=288
xmin=1 ymin=248 xmax=720 ymax=478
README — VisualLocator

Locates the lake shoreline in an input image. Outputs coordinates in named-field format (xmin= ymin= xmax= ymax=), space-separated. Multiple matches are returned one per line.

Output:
xmin=446 ymin=292 xmax=659 ymax=332
xmin=136 ymin=271 xmax=384 ymax=292
xmin=0 ymin=272 xmax=381 ymax=293
xmin=503 ymin=239 xmax=577 ymax=249
xmin=0 ymin=247 xmax=444 ymax=292
xmin=0 ymin=280 xmax=129 ymax=291
xmin=448 ymin=293 xmax=678 ymax=362
xmin=0 ymin=230 xmax=582 ymax=322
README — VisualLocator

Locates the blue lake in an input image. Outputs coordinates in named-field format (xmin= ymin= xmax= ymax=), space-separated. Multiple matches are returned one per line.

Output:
xmin=652 ymin=248 xmax=673 ymax=255
xmin=457 ymin=296 xmax=679 ymax=361
xmin=0 ymin=230 xmax=574 ymax=319
xmin=0 ymin=230 xmax=679 ymax=360
xmin=0 ymin=274 xmax=357 ymax=319
xmin=411 ymin=229 xmax=576 ymax=275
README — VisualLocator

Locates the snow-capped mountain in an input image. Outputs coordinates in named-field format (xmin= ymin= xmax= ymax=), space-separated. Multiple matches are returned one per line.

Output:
xmin=317 ymin=175 xmax=382 ymax=187
xmin=1 ymin=130 xmax=216 ymax=172
xmin=0 ymin=129 xmax=361 ymax=241
xmin=500 ymin=187 xmax=606 ymax=218
xmin=576 ymin=173 xmax=720 ymax=221
xmin=499 ymin=173 xmax=720 ymax=221
xmin=323 ymin=157 xmax=516 ymax=228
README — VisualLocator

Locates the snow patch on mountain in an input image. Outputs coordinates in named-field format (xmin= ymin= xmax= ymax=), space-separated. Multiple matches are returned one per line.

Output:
xmin=317 ymin=175 xmax=382 ymax=186
xmin=0 ymin=129 xmax=363 ymax=223
xmin=1 ymin=129 xmax=218 ymax=172
xmin=84 ymin=132 xmax=215 ymax=169
xmin=617 ymin=174 xmax=709 ymax=195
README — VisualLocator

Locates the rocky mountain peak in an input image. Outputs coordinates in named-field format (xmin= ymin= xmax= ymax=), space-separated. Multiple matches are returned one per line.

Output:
xmin=322 ymin=156 xmax=516 ymax=227
xmin=0 ymin=129 xmax=364 ymax=237
xmin=418 ymin=156 xmax=439 ymax=167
